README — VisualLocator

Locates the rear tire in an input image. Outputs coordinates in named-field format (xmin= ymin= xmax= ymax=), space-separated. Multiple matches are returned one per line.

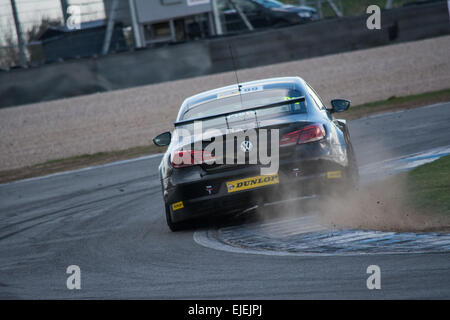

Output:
xmin=346 ymin=142 xmax=360 ymax=191
xmin=165 ymin=203 xmax=189 ymax=232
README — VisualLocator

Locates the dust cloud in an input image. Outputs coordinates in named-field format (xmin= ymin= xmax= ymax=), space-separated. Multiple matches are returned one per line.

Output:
xmin=317 ymin=175 xmax=450 ymax=233
xmin=250 ymin=168 xmax=449 ymax=234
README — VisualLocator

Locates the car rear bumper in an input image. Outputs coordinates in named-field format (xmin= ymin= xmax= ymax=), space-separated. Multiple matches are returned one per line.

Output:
xmin=165 ymin=157 xmax=349 ymax=223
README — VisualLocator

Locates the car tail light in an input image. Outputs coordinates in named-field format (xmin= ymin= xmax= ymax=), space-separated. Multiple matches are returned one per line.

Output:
xmin=170 ymin=150 xmax=215 ymax=168
xmin=280 ymin=124 xmax=326 ymax=146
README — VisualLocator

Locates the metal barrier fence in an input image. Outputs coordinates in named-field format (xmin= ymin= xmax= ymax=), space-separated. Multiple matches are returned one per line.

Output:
xmin=0 ymin=1 xmax=448 ymax=108
xmin=0 ymin=0 xmax=422 ymax=70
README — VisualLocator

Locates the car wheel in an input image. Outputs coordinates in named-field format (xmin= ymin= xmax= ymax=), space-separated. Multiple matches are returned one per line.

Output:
xmin=346 ymin=143 xmax=360 ymax=191
xmin=165 ymin=203 xmax=190 ymax=232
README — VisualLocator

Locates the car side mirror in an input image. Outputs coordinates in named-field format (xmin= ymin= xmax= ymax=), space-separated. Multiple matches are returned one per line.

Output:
xmin=330 ymin=99 xmax=351 ymax=113
xmin=153 ymin=131 xmax=171 ymax=146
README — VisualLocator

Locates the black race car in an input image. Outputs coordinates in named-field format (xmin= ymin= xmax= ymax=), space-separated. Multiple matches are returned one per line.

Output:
xmin=153 ymin=77 xmax=358 ymax=231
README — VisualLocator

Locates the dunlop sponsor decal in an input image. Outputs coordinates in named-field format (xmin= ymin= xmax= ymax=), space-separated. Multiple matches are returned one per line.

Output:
xmin=226 ymin=174 xmax=279 ymax=193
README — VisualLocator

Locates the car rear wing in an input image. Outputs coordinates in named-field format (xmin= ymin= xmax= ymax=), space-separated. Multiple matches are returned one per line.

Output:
xmin=173 ymin=96 xmax=306 ymax=127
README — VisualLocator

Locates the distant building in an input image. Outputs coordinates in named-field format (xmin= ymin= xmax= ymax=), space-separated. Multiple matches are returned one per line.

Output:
xmin=103 ymin=0 xmax=214 ymax=47
xmin=39 ymin=20 xmax=128 ymax=62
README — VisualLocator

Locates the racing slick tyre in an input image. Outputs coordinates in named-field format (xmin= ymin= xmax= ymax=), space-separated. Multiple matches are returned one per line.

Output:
xmin=165 ymin=203 xmax=190 ymax=232
xmin=343 ymin=142 xmax=360 ymax=193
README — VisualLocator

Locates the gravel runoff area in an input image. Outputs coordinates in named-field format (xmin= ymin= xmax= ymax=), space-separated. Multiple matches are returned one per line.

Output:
xmin=1 ymin=35 xmax=449 ymax=171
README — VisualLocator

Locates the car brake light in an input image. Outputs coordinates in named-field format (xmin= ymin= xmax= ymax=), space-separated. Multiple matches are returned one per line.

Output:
xmin=170 ymin=150 xmax=215 ymax=168
xmin=280 ymin=124 xmax=326 ymax=146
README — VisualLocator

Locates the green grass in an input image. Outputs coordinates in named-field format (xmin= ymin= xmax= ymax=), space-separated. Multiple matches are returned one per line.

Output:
xmin=0 ymin=144 xmax=166 ymax=184
xmin=406 ymin=155 xmax=450 ymax=216
xmin=355 ymin=88 xmax=450 ymax=108
xmin=341 ymin=88 xmax=450 ymax=119
xmin=40 ymin=145 xmax=164 ymax=166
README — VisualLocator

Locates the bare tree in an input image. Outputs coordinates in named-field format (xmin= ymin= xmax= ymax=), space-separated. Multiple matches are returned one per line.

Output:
xmin=26 ymin=18 xmax=62 ymax=65
xmin=0 ymin=25 xmax=21 ymax=69
xmin=0 ymin=17 xmax=62 ymax=69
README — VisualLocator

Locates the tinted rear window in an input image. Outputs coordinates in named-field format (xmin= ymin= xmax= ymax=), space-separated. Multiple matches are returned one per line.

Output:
xmin=182 ymin=88 xmax=306 ymax=120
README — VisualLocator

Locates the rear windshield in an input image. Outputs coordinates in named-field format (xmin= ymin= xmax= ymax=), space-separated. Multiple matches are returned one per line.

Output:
xmin=182 ymin=88 xmax=306 ymax=121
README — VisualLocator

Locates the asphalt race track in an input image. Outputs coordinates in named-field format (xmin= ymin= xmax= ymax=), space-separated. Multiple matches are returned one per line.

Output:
xmin=0 ymin=103 xmax=449 ymax=299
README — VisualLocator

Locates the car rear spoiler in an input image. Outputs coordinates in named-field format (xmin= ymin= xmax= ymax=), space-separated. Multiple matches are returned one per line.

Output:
xmin=173 ymin=96 xmax=306 ymax=127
